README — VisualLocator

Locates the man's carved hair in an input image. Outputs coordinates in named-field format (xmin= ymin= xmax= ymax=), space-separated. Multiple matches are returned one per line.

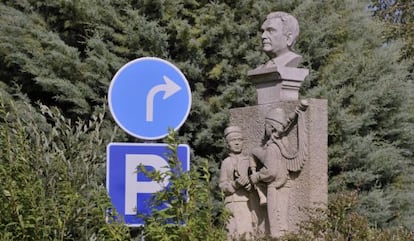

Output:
xmin=266 ymin=11 xmax=299 ymax=49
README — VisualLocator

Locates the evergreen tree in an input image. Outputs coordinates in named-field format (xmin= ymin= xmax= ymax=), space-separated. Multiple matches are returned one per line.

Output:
xmin=295 ymin=0 xmax=414 ymax=228
xmin=0 ymin=0 xmax=413 ymax=234
xmin=371 ymin=0 xmax=414 ymax=59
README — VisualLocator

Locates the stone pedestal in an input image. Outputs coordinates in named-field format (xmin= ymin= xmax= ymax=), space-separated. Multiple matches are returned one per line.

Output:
xmin=247 ymin=66 xmax=309 ymax=104
xmin=229 ymin=99 xmax=328 ymax=235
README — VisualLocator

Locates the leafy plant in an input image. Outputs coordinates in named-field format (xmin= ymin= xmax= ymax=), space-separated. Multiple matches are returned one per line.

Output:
xmin=0 ymin=98 xmax=130 ymax=240
xmin=283 ymin=191 xmax=414 ymax=241
xmin=141 ymin=129 xmax=229 ymax=241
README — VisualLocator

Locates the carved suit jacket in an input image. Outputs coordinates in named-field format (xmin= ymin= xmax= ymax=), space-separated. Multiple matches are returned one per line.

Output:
xmin=219 ymin=153 xmax=251 ymax=203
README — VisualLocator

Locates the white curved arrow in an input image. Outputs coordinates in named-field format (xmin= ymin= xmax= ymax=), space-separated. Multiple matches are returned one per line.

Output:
xmin=146 ymin=76 xmax=181 ymax=122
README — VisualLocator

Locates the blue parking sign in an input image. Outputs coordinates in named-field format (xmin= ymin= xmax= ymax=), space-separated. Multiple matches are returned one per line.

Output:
xmin=106 ymin=143 xmax=190 ymax=226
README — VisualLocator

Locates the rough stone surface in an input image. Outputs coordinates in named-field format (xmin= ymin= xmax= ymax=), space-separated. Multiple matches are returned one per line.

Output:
xmin=219 ymin=11 xmax=327 ymax=239
xmin=248 ymin=66 xmax=309 ymax=103
xmin=229 ymin=99 xmax=328 ymax=236
xmin=219 ymin=126 xmax=256 ymax=240
xmin=250 ymin=11 xmax=309 ymax=103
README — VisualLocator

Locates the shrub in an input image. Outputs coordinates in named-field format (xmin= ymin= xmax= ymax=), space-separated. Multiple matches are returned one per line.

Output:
xmin=141 ymin=129 xmax=229 ymax=241
xmin=283 ymin=191 xmax=413 ymax=241
xmin=0 ymin=99 xmax=130 ymax=240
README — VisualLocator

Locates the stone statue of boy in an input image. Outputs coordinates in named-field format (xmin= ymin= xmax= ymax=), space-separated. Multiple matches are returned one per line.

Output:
xmin=219 ymin=126 xmax=254 ymax=239
xmin=260 ymin=11 xmax=302 ymax=68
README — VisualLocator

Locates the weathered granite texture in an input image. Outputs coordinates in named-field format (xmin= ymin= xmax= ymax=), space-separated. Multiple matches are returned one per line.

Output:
xmin=248 ymin=66 xmax=309 ymax=103
xmin=248 ymin=11 xmax=309 ymax=103
xmin=219 ymin=126 xmax=255 ymax=240
xmin=220 ymin=11 xmax=327 ymax=239
xmin=229 ymin=99 xmax=328 ymax=237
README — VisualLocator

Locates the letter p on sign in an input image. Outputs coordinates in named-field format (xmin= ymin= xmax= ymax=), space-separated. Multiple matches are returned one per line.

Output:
xmin=124 ymin=154 xmax=170 ymax=215
xmin=107 ymin=143 xmax=190 ymax=226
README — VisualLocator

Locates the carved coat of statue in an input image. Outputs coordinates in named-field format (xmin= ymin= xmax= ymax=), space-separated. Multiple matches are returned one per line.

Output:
xmin=250 ymin=103 xmax=308 ymax=238
xmin=219 ymin=126 xmax=255 ymax=240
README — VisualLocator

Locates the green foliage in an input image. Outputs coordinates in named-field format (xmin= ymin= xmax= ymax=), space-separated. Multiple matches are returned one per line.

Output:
xmin=0 ymin=98 xmax=130 ymax=240
xmin=295 ymin=0 xmax=414 ymax=228
xmin=0 ymin=0 xmax=413 ymax=235
xmin=283 ymin=191 xmax=414 ymax=241
xmin=371 ymin=0 xmax=414 ymax=59
xmin=141 ymin=129 xmax=228 ymax=241
xmin=0 ymin=0 xmax=169 ymax=117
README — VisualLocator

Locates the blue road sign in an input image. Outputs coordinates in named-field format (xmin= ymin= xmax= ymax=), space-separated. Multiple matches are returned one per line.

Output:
xmin=108 ymin=57 xmax=192 ymax=140
xmin=106 ymin=143 xmax=190 ymax=227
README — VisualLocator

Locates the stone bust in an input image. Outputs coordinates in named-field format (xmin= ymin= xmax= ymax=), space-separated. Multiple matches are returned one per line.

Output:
xmin=260 ymin=11 xmax=302 ymax=68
